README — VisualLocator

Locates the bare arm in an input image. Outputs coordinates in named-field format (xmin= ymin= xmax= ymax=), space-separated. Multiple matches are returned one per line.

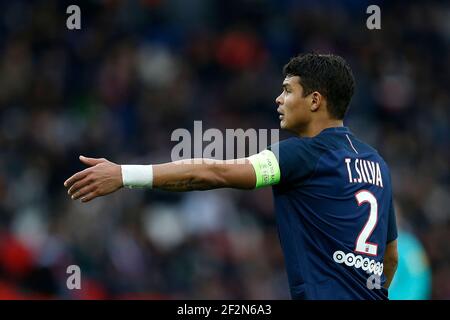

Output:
xmin=383 ymin=239 xmax=398 ymax=289
xmin=64 ymin=156 xmax=256 ymax=202
xmin=153 ymin=159 xmax=256 ymax=191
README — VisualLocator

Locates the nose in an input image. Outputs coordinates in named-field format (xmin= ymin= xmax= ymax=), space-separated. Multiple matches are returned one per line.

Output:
xmin=275 ymin=93 xmax=283 ymax=105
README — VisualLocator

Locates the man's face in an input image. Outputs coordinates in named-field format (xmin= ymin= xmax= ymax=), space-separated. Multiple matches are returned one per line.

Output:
xmin=275 ymin=76 xmax=312 ymax=132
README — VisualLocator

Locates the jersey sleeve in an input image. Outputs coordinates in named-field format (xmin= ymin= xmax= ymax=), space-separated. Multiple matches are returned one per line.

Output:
xmin=387 ymin=197 xmax=398 ymax=243
xmin=268 ymin=137 xmax=321 ymax=186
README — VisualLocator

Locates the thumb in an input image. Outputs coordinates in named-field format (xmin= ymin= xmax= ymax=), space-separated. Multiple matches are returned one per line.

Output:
xmin=79 ymin=155 xmax=106 ymax=166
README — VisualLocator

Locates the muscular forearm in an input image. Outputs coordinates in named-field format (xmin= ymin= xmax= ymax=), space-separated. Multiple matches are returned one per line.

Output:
xmin=153 ymin=159 xmax=225 ymax=192
xmin=152 ymin=158 xmax=255 ymax=191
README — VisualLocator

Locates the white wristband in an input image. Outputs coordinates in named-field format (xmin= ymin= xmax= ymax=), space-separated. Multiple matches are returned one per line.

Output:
xmin=121 ymin=165 xmax=153 ymax=188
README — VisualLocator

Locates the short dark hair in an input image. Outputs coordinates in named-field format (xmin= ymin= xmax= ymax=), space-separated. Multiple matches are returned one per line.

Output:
xmin=283 ymin=53 xmax=355 ymax=119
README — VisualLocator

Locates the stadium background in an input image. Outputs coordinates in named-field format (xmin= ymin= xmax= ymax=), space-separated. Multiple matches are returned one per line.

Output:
xmin=0 ymin=0 xmax=447 ymax=299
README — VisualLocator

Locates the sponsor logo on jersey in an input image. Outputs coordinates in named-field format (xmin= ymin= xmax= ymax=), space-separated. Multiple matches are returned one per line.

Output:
xmin=333 ymin=250 xmax=383 ymax=276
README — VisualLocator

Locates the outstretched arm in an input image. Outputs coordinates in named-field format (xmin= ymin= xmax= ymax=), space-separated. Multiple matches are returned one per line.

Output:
xmin=152 ymin=158 xmax=256 ymax=191
xmin=64 ymin=152 xmax=279 ymax=202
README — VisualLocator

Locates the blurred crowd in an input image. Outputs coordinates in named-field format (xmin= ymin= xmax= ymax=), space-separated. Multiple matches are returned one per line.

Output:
xmin=0 ymin=0 xmax=448 ymax=299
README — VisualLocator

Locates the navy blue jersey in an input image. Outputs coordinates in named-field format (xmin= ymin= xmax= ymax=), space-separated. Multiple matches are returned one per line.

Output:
xmin=268 ymin=126 xmax=397 ymax=300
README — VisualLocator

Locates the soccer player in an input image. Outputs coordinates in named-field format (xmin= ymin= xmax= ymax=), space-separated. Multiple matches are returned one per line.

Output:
xmin=64 ymin=53 xmax=398 ymax=300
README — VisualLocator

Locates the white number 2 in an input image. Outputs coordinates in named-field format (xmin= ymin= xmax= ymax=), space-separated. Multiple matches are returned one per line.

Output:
xmin=355 ymin=190 xmax=378 ymax=256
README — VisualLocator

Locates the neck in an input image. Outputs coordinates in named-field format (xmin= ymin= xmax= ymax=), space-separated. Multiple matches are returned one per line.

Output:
xmin=297 ymin=119 xmax=344 ymax=138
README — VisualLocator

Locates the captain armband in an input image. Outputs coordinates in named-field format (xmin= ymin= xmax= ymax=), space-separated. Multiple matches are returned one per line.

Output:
xmin=247 ymin=150 xmax=281 ymax=189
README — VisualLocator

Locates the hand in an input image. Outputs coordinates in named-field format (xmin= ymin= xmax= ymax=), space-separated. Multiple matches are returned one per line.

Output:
xmin=64 ymin=156 xmax=123 ymax=203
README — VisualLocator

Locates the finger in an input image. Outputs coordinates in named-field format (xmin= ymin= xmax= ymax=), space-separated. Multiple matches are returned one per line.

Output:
xmin=79 ymin=155 xmax=106 ymax=167
xmin=72 ymin=184 xmax=96 ymax=200
xmin=81 ymin=191 xmax=99 ymax=203
xmin=68 ymin=175 xmax=91 ymax=196
xmin=64 ymin=168 xmax=91 ymax=188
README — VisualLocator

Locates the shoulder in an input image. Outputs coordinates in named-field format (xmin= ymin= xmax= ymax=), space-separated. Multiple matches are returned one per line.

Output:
xmin=268 ymin=136 xmax=330 ymax=184
xmin=270 ymin=136 xmax=327 ymax=162
xmin=271 ymin=136 xmax=330 ymax=153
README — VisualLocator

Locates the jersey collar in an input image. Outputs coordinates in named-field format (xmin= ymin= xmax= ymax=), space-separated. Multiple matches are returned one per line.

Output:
xmin=319 ymin=126 xmax=352 ymax=135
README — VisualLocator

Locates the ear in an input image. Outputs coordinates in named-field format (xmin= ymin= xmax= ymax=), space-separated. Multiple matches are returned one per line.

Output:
xmin=310 ymin=92 xmax=322 ymax=112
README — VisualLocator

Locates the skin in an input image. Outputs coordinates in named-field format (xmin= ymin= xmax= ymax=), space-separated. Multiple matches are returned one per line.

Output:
xmin=64 ymin=74 xmax=397 ymax=290
xmin=64 ymin=76 xmax=340 ymax=201
xmin=383 ymin=239 xmax=398 ymax=289
xmin=65 ymin=157 xmax=256 ymax=202
xmin=276 ymin=76 xmax=343 ymax=137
